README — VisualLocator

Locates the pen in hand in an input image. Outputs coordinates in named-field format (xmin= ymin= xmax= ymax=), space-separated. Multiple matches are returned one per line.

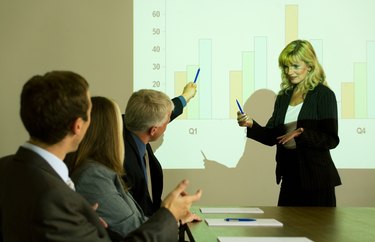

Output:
xmin=194 ymin=68 xmax=200 ymax=83
xmin=225 ymin=218 xmax=256 ymax=222
xmin=236 ymin=99 xmax=244 ymax=114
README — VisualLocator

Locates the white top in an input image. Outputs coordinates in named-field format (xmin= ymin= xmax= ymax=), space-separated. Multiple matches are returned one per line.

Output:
xmin=284 ymin=102 xmax=303 ymax=124
xmin=283 ymin=103 xmax=303 ymax=149
xmin=22 ymin=142 xmax=75 ymax=190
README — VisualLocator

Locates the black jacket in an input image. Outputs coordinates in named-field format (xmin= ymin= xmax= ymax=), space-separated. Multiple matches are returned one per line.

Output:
xmin=247 ymin=84 xmax=342 ymax=189
xmin=122 ymin=97 xmax=184 ymax=216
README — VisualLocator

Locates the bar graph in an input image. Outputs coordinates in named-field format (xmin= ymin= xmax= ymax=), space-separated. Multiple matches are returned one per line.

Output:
xmin=134 ymin=0 xmax=375 ymax=169
xmin=340 ymin=41 xmax=375 ymax=119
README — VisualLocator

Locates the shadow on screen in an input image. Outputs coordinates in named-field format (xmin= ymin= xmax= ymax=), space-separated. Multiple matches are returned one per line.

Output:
xmin=160 ymin=89 xmax=282 ymax=206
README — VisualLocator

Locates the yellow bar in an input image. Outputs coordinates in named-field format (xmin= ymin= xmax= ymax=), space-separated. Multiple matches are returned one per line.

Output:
xmin=229 ymin=71 xmax=243 ymax=119
xmin=285 ymin=5 xmax=298 ymax=45
xmin=174 ymin=71 xmax=187 ymax=120
xmin=341 ymin=82 xmax=355 ymax=119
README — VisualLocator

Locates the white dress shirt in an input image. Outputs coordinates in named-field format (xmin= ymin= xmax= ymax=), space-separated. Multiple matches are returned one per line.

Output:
xmin=22 ymin=142 xmax=75 ymax=190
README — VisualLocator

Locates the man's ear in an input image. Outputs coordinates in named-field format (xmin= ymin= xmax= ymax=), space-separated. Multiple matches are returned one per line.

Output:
xmin=71 ymin=117 xmax=84 ymax=135
xmin=149 ymin=126 xmax=158 ymax=136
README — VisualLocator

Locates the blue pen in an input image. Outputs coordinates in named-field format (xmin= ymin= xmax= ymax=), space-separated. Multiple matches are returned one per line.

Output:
xmin=236 ymin=99 xmax=244 ymax=114
xmin=194 ymin=68 xmax=200 ymax=83
xmin=225 ymin=218 xmax=256 ymax=222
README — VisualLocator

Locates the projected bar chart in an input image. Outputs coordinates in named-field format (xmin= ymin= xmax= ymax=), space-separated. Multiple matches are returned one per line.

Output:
xmin=174 ymin=37 xmax=269 ymax=120
xmin=134 ymin=0 xmax=375 ymax=169
xmin=341 ymin=41 xmax=375 ymax=119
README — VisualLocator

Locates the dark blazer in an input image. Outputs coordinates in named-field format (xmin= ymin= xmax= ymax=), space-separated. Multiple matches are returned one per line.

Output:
xmin=0 ymin=147 xmax=110 ymax=242
xmin=0 ymin=147 xmax=178 ymax=242
xmin=247 ymin=84 xmax=342 ymax=189
xmin=123 ymin=97 xmax=183 ymax=216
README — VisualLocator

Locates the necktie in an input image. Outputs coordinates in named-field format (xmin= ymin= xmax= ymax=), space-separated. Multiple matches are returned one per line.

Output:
xmin=144 ymin=150 xmax=153 ymax=201
xmin=66 ymin=178 xmax=76 ymax=191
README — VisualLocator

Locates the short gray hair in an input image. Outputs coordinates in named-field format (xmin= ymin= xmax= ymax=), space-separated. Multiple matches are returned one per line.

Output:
xmin=124 ymin=89 xmax=174 ymax=132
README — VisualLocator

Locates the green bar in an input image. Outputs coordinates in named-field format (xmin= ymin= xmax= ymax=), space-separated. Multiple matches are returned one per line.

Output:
xmin=187 ymin=65 xmax=200 ymax=119
xmin=354 ymin=62 xmax=367 ymax=118
xmin=242 ymin=51 xmax=255 ymax=103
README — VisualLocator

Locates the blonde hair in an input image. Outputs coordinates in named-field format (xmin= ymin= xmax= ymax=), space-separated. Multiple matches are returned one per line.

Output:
xmin=278 ymin=40 xmax=328 ymax=96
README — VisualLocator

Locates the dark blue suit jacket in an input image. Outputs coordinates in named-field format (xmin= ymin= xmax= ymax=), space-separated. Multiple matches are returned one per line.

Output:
xmin=123 ymin=97 xmax=183 ymax=217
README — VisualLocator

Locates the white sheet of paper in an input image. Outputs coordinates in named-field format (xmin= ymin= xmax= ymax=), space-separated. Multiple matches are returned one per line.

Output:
xmin=205 ymin=218 xmax=283 ymax=227
xmin=200 ymin=207 xmax=264 ymax=214
xmin=218 ymin=237 xmax=313 ymax=242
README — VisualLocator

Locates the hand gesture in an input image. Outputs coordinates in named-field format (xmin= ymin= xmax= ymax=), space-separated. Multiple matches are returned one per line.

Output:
xmin=237 ymin=111 xmax=253 ymax=127
xmin=161 ymin=180 xmax=202 ymax=222
xmin=91 ymin=203 xmax=108 ymax=228
xmin=277 ymin=127 xmax=304 ymax=144
xmin=181 ymin=82 xmax=197 ymax=103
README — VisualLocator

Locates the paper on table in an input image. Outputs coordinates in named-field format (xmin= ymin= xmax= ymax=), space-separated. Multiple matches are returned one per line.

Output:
xmin=218 ymin=237 xmax=313 ymax=242
xmin=205 ymin=218 xmax=283 ymax=227
xmin=200 ymin=207 xmax=264 ymax=214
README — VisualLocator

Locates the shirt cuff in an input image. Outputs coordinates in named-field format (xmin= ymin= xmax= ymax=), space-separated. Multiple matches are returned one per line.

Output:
xmin=177 ymin=96 xmax=187 ymax=107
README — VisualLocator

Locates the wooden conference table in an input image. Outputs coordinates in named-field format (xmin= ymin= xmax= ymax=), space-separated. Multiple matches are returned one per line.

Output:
xmin=186 ymin=206 xmax=375 ymax=242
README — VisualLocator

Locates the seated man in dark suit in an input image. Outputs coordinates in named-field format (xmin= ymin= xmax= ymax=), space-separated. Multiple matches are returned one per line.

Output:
xmin=123 ymin=84 xmax=197 ymax=217
xmin=0 ymin=71 xmax=202 ymax=242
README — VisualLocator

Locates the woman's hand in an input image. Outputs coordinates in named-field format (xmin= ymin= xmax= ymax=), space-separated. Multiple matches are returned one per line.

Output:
xmin=277 ymin=127 xmax=304 ymax=144
xmin=237 ymin=111 xmax=253 ymax=127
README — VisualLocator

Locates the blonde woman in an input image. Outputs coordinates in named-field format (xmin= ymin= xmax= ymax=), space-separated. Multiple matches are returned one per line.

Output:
xmin=237 ymin=40 xmax=341 ymax=206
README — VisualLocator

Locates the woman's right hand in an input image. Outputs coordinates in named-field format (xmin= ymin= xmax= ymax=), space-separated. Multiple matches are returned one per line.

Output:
xmin=237 ymin=111 xmax=253 ymax=127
